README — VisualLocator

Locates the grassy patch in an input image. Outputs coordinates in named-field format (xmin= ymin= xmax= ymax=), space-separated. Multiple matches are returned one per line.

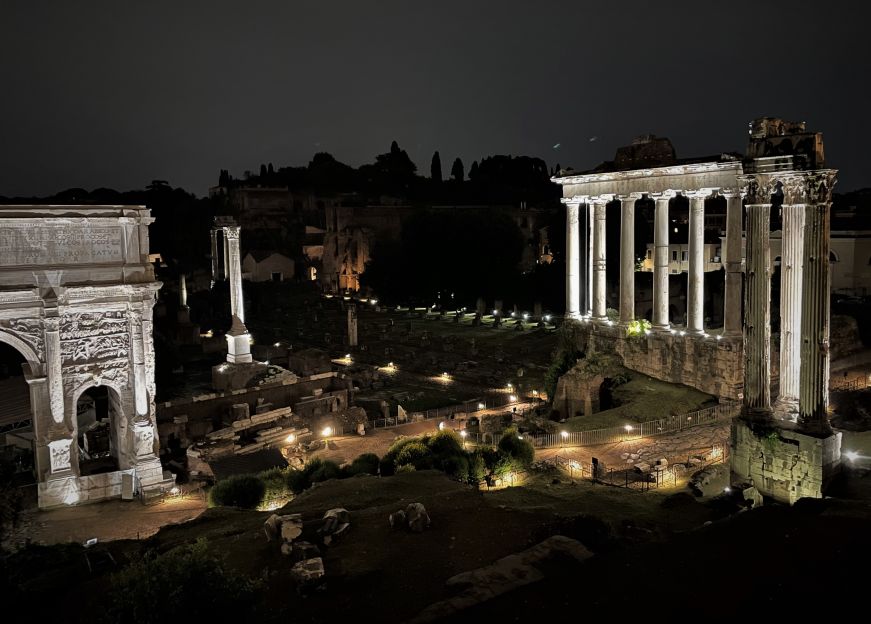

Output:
xmin=563 ymin=372 xmax=716 ymax=431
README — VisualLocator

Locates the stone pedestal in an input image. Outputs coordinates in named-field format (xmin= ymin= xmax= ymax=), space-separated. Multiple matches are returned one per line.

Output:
xmin=730 ymin=419 xmax=841 ymax=504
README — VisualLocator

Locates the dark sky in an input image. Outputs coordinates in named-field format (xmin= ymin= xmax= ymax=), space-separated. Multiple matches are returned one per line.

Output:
xmin=2 ymin=0 xmax=869 ymax=196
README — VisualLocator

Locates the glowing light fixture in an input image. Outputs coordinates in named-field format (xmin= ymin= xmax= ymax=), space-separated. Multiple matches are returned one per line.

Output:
xmin=286 ymin=433 xmax=296 ymax=444
xmin=845 ymin=450 xmax=859 ymax=462
xmin=321 ymin=426 xmax=333 ymax=437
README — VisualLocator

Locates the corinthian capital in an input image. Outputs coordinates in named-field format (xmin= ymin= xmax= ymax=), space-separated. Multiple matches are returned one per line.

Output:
xmin=738 ymin=175 xmax=774 ymax=205
xmin=223 ymin=226 xmax=241 ymax=240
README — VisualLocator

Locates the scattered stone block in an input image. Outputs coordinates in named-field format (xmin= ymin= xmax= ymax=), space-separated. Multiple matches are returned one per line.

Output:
xmin=406 ymin=502 xmax=431 ymax=533
xmin=291 ymin=557 xmax=325 ymax=584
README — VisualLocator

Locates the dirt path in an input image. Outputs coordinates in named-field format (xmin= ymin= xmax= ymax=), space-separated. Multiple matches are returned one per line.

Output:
xmin=5 ymin=494 xmax=208 ymax=549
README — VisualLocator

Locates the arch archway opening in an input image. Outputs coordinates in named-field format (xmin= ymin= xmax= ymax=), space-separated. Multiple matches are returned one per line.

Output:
xmin=0 ymin=341 xmax=35 ymax=475
xmin=76 ymin=386 xmax=121 ymax=476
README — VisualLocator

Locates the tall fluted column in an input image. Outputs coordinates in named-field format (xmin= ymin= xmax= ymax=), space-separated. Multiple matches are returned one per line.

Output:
xmin=652 ymin=193 xmax=673 ymax=330
xmin=224 ymin=226 xmax=245 ymax=323
xmin=687 ymin=191 xmax=708 ymax=334
xmin=619 ymin=195 xmax=636 ymax=325
xmin=592 ymin=198 xmax=609 ymax=319
xmin=565 ymin=201 xmax=581 ymax=319
xmin=586 ymin=203 xmax=594 ymax=316
xmin=779 ymin=204 xmax=805 ymax=411
xmin=743 ymin=200 xmax=772 ymax=416
xmin=799 ymin=172 xmax=837 ymax=434
xmin=723 ymin=192 xmax=744 ymax=336
xmin=210 ymin=229 xmax=220 ymax=280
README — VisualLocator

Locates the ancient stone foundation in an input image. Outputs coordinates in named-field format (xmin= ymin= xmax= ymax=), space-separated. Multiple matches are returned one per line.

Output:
xmin=577 ymin=323 xmax=743 ymax=400
xmin=730 ymin=419 xmax=841 ymax=504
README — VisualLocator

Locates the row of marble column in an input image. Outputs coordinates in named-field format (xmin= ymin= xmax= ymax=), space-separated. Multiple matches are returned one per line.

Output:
xmin=565 ymin=190 xmax=743 ymax=336
xmin=742 ymin=182 xmax=834 ymax=430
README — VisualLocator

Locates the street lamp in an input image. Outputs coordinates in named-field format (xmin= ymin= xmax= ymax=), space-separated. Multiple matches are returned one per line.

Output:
xmin=560 ymin=430 xmax=568 ymax=454
xmin=460 ymin=430 xmax=468 ymax=449
xmin=322 ymin=426 xmax=333 ymax=449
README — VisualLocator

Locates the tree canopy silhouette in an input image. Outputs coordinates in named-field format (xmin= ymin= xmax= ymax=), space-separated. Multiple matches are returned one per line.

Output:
xmin=450 ymin=157 xmax=464 ymax=182
xmin=430 ymin=151 xmax=442 ymax=183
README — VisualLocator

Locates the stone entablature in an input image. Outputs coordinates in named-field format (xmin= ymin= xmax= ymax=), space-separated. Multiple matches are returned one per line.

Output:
xmin=0 ymin=205 xmax=169 ymax=508
xmin=557 ymin=160 xmax=742 ymax=201
xmin=0 ymin=205 xmax=155 ymax=288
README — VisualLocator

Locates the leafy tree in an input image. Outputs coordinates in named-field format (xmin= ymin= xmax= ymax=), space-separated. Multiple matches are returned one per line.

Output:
xmin=450 ymin=157 xmax=464 ymax=182
xmin=430 ymin=151 xmax=442 ymax=183
xmin=259 ymin=163 xmax=267 ymax=178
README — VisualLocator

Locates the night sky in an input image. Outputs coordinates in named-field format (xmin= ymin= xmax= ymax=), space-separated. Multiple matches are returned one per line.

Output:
xmin=2 ymin=0 xmax=869 ymax=196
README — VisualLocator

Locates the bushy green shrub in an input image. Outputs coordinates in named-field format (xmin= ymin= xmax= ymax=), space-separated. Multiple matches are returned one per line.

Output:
xmin=497 ymin=427 xmax=535 ymax=466
xmin=380 ymin=436 xmax=421 ymax=476
xmin=258 ymin=467 xmax=290 ymax=500
xmin=466 ymin=451 xmax=486 ymax=484
xmin=480 ymin=446 xmax=502 ymax=471
xmin=287 ymin=458 xmax=344 ymax=493
xmin=427 ymin=429 xmax=464 ymax=457
xmin=209 ymin=474 xmax=266 ymax=509
xmin=394 ymin=442 xmax=434 ymax=470
xmin=441 ymin=455 xmax=469 ymax=478
xmin=348 ymin=453 xmax=380 ymax=476
xmin=108 ymin=538 xmax=260 ymax=623
xmin=493 ymin=455 xmax=522 ymax=479
xmin=396 ymin=464 xmax=416 ymax=474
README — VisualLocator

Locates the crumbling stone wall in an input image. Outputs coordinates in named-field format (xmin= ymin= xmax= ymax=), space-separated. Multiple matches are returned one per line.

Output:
xmin=730 ymin=420 xmax=841 ymax=504
xmin=569 ymin=323 xmax=743 ymax=400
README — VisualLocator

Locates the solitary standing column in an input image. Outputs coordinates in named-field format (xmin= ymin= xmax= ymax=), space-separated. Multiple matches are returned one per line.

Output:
xmin=723 ymin=191 xmax=744 ymax=336
xmin=652 ymin=192 xmax=673 ymax=330
xmin=564 ymin=200 xmax=581 ymax=319
xmin=687 ymin=191 xmax=709 ymax=334
xmin=618 ymin=195 xmax=636 ymax=325
xmin=799 ymin=171 xmax=837 ymax=434
xmin=592 ymin=197 xmax=609 ymax=320
xmin=779 ymin=197 xmax=805 ymax=412
xmin=742 ymin=186 xmax=773 ymax=417
xmin=210 ymin=229 xmax=220 ymax=280
xmin=224 ymin=226 xmax=245 ymax=324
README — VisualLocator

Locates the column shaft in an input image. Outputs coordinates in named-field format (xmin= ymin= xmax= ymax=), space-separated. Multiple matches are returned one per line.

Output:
xmin=44 ymin=318 xmax=64 ymax=425
xmin=565 ymin=202 xmax=580 ymax=319
xmin=619 ymin=197 xmax=635 ymax=324
xmin=744 ymin=204 xmax=772 ymax=414
xmin=687 ymin=195 xmax=706 ymax=333
xmin=210 ymin=230 xmax=219 ymax=280
xmin=799 ymin=202 xmax=832 ymax=433
xmin=779 ymin=205 xmax=805 ymax=408
xmin=225 ymin=227 xmax=245 ymax=323
xmin=723 ymin=195 xmax=743 ymax=336
xmin=653 ymin=196 xmax=671 ymax=329
xmin=592 ymin=201 xmax=607 ymax=319
xmin=586 ymin=204 xmax=594 ymax=315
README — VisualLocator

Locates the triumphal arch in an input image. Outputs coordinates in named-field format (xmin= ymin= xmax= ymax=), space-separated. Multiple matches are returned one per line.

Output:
xmin=0 ymin=205 xmax=170 ymax=508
